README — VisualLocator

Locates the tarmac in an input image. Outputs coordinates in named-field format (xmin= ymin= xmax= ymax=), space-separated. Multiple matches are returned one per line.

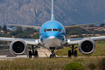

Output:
xmin=0 ymin=47 xmax=52 ymax=59
xmin=0 ymin=48 xmax=105 ymax=60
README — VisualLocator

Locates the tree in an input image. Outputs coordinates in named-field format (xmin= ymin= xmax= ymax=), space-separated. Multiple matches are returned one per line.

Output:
xmin=3 ymin=25 xmax=7 ymax=33
xmin=100 ymin=23 xmax=105 ymax=27
xmin=24 ymin=28 xmax=38 ymax=34
xmin=32 ymin=34 xmax=39 ymax=39
xmin=88 ymin=24 xmax=94 ymax=27
xmin=16 ymin=26 xmax=23 ymax=33
xmin=0 ymin=33 xmax=3 ymax=37
xmin=71 ymin=24 xmax=75 ymax=26
xmin=0 ymin=26 xmax=2 ymax=30
xmin=15 ymin=33 xmax=31 ymax=38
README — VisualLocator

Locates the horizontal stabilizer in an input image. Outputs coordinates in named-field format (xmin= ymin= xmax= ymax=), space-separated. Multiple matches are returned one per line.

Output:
xmin=8 ymin=24 xmax=41 ymax=29
xmin=65 ymin=23 xmax=98 ymax=29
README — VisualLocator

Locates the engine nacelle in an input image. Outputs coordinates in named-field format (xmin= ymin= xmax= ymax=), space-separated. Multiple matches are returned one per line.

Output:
xmin=78 ymin=38 xmax=96 ymax=55
xmin=9 ymin=39 xmax=27 ymax=55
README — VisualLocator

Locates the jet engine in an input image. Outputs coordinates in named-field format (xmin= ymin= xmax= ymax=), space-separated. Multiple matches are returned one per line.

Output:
xmin=9 ymin=39 xmax=27 ymax=55
xmin=78 ymin=38 xmax=96 ymax=55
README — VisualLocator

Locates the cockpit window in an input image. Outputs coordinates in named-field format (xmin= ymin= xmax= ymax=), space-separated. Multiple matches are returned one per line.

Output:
xmin=44 ymin=29 xmax=52 ymax=32
xmin=44 ymin=29 xmax=61 ymax=32
xmin=44 ymin=29 xmax=46 ymax=32
xmin=53 ymin=29 xmax=58 ymax=31
xmin=53 ymin=29 xmax=61 ymax=32
xmin=47 ymin=29 xmax=52 ymax=31
xmin=58 ymin=29 xmax=61 ymax=32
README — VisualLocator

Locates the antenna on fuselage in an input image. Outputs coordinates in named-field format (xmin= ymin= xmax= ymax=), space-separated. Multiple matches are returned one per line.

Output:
xmin=51 ymin=0 xmax=54 ymax=21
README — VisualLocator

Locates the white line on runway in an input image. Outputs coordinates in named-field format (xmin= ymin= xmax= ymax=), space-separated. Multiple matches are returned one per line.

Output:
xmin=0 ymin=55 xmax=7 ymax=57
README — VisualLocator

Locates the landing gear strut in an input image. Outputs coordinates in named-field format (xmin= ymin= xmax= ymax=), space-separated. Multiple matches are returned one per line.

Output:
xmin=29 ymin=45 xmax=38 ymax=58
xmin=50 ymin=47 xmax=56 ymax=58
xmin=68 ymin=45 xmax=77 ymax=58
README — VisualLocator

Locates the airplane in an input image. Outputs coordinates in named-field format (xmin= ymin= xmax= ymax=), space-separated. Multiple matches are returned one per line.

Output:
xmin=0 ymin=0 xmax=105 ymax=58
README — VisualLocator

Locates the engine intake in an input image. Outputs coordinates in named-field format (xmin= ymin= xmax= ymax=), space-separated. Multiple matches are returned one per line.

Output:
xmin=78 ymin=38 xmax=96 ymax=55
xmin=10 ymin=39 xmax=27 ymax=55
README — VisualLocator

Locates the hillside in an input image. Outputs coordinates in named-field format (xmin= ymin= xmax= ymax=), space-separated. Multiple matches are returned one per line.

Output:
xmin=0 ymin=0 xmax=105 ymax=26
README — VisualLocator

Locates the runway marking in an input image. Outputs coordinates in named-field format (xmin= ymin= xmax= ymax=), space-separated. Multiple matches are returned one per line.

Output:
xmin=16 ymin=55 xmax=28 ymax=57
xmin=0 ymin=55 xmax=7 ymax=57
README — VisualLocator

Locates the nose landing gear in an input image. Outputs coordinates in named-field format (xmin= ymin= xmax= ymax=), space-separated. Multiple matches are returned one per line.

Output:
xmin=50 ymin=47 xmax=56 ymax=58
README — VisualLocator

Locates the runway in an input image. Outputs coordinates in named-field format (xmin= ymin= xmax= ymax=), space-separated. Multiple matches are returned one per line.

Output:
xmin=0 ymin=48 xmax=105 ymax=60
xmin=0 ymin=48 xmax=51 ymax=59
xmin=0 ymin=48 xmax=72 ymax=60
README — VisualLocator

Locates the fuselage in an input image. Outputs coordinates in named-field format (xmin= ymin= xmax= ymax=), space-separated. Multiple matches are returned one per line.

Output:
xmin=39 ymin=21 xmax=66 ymax=49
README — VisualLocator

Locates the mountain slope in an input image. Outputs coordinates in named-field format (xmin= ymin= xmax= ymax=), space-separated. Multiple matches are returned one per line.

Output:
xmin=0 ymin=0 xmax=105 ymax=26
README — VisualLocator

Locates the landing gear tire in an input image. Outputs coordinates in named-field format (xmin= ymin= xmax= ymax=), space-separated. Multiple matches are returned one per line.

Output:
xmin=74 ymin=50 xmax=77 ymax=58
xmin=68 ymin=50 xmax=71 ymax=58
xmin=50 ymin=54 xmax=56 ymax=58
xmin=29 ymin=51 xmax=32 ymax=58
xmin=50 ymin=48 xmax=56 ymax=58
xmin=34 ymin=51 xmax=38 ymax=58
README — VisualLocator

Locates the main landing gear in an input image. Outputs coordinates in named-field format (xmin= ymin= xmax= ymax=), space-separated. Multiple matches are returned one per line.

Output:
xmin=29 ymin=45 xmax=38 ymax=58
xmin=68 ymin=45 xmax=78 ymax=58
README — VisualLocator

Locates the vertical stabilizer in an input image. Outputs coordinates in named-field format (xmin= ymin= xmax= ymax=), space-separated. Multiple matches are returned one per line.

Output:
xmin=51 ymin=0 xmax=54 ymax=21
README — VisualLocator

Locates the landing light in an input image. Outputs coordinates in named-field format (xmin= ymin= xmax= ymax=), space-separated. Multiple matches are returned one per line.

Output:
xmin=67 ymin=40 xmax=71 ymax=42
xmin=35 ymin=40 xmax=38 ymax=43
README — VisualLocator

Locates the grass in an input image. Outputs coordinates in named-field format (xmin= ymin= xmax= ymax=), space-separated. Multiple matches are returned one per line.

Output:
xmin=0 ymin=57 xmax=105 ymax=70
xmin=56 ymin=40 xmax=105 ymax=56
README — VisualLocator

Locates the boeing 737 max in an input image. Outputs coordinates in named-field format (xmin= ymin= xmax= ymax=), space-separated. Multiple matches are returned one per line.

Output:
xmin=0 ymin=0 xmax=105 ymax=58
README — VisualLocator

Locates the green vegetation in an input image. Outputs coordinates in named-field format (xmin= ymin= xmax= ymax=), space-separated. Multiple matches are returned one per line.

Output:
xmin=0 ymin=25 xmax=39 ymax=39
xmin=88 ymin=63 xmax=97 ymax=70
xmin=98 ymin=58 xmax=105 ymax=70
xmin=64 ymin=62 xmax=84 ymax=70
xmin=10 ymin=27 xmax=39 ymax=38
xmin=0 ymin=57 xmax=105 ymax=70
xmin=3 ymin=25 xmax=7 ymax=33
xmin=66 ymin=27 xmax=88 ymax=37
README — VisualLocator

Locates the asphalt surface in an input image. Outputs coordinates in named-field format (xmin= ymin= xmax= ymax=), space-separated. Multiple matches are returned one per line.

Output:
xmin=0 ymin=47 xmax=51 ymax=58
xmin=0 ymin=48 xmax=105 ymax=60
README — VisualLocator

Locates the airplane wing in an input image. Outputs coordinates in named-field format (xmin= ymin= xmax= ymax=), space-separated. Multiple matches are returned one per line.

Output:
xmin=0 ymin=37 xmax=39 ymax=45
xmin=65 ymin=23 xmax=98 ymax=29
xmin=67 ymin=36 xmax=105 ymax=45
xmin=8 ymin=24 xmax=41 ymax=29
xmin=67 ymin=36 xmax=105 ymax=55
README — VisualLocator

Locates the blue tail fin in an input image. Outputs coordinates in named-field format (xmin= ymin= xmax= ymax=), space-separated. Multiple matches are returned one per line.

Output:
xmin=51 ymin=0 xmax=54 ymax=21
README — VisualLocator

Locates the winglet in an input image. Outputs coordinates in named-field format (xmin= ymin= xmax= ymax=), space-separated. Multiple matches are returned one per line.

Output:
xmin=51 ymin=0 xmax=54 ymax=21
